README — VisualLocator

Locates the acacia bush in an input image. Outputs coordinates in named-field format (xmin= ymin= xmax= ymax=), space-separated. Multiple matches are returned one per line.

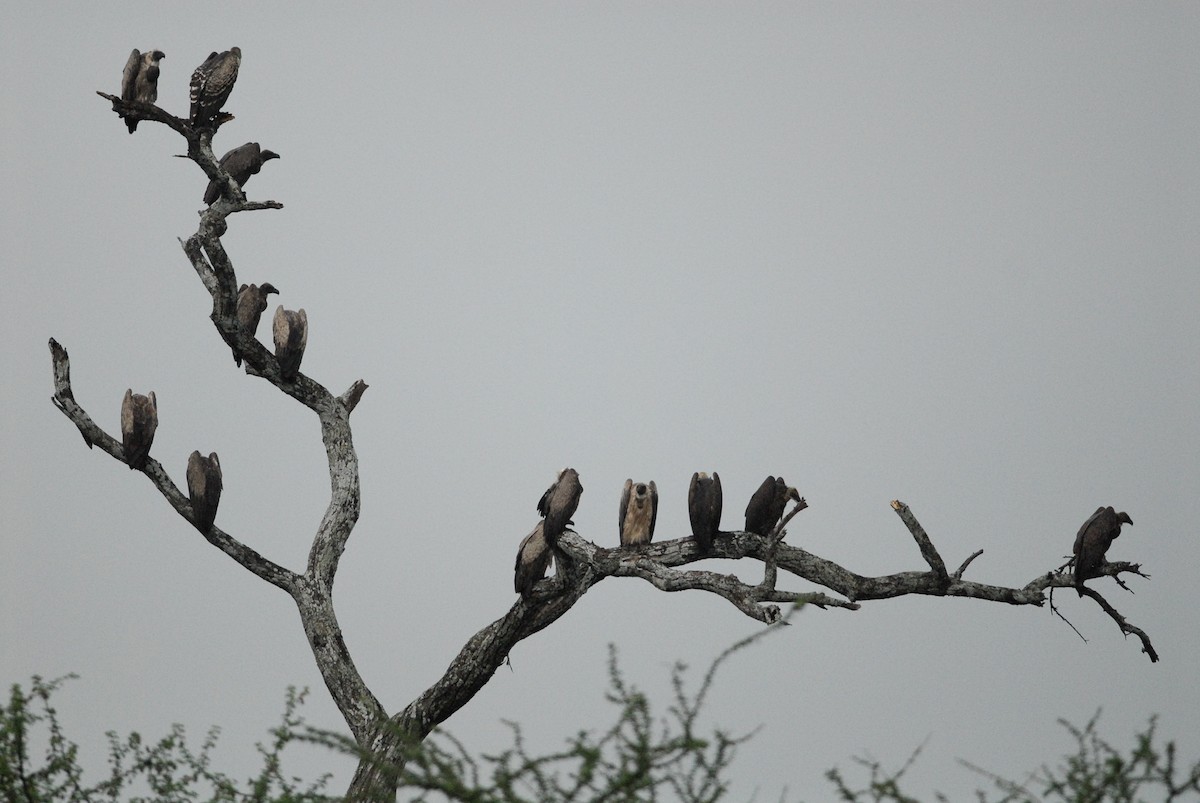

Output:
xmin=4 ymin=662 xmax=1197 ymax=803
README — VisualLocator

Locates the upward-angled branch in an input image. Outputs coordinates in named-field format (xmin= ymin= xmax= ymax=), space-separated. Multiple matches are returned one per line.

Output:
xmin=47 ymin=339 xmax=299 ymax=595
xmin=891 ymin=499 xmax=949 ymax=583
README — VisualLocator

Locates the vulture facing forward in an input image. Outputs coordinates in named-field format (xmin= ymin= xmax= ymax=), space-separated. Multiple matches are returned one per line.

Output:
xmin=120 ymin=389 xmax=158 ymax=470
xmin=744 ymin=475 xmax=801 ymax=536
xmin=233 ymin=282 xmax=279 ymax=366
xmin=186 ymin=451 xmax=223 ymax=531
xmin=203 ymin=142 xmax=280 ymax=205
xmin=189 ymin=47 xmax=241 ymax=127
xmin=688 ymin=471 xmax=723 ymax=554
xmin=538 ymin=468 xmax=583 ymax=545
xmin=272 ymin=306 xmax=308 ymax=381
xmin=1073 ymin=506 xmax=1133 ymax=596
xmin=514 ymin=521 xmax=552 ymax=598
xmin=619 ymin=479 xmax=658 ymax=546
xmin=120 ymin=48 xmax=165 ymax=133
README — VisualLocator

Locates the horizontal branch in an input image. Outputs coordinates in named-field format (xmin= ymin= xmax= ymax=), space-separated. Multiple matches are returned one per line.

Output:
xmin=612 ymin=554 xmax=858 ymax=624
xmin=387 ymin=497 xmax=1146 ymax=753
xmin=336 ymin=497 xmax=1161 ymax=800
xmin=97 ymin=91 xmax=197 ymax=140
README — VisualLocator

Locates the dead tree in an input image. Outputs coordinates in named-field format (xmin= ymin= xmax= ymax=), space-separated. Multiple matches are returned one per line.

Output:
xmin=50 ymin=68 xmax=1157 ymax=802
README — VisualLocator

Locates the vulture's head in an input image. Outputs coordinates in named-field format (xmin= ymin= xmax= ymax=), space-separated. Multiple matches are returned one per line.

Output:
xmin=1117 ymin=511 xmax=1133 ymax=526
xmin=151 ymin=50 xmax=165 ymax=62
xmin=261 ymin=150 xmax=280 ymax=163
xmin=259 ymin=282 xmax=279 ymax=296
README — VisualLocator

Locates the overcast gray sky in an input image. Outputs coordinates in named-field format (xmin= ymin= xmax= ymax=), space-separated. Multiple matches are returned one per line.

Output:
xmin=3 ymin=3 xmax=1198 ymax=799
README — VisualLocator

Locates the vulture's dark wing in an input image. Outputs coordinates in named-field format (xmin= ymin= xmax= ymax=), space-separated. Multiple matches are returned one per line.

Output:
xmin=1072 ymin=506 xmax=1107 ymax=557
xmin=711 ymin=472 xmax=723 ymax=532
xmin=688 ymin=473 xmax=701 ymax=537
xmin=121 ymin=49 xmax=141 ymax=102
xmin=120 ymin=390 xmax=157 ymax=470
xmin=514 ymin=521 xmax=551 ymax=597
xmin=744 ymin=475 xmax=776 ymax=535
xmin=542 ymin=468 xmax=581 ymax=544
xmin=272 ymin=306 xmax=308 ymax=381
xmin=1074 ymin=506 xmax=1123 ymax=594
xmin=619 ymin=478 xmax=632 ymax=541
xmin=186 ymin=450 xmax=223 ymax=531
xmin=205 ymin=142 xmax=255 ymax=204
xmin=691 ymin=472 xmax=722 ymax=552
xmin=190 ymin=48 xmax=240 ymax=125
xmin=648 ymin=480 xmax=659 ymax=540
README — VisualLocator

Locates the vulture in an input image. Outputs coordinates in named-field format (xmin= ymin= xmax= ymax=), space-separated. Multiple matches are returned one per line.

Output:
xmin=203 ymin=142 xmax=280 ymax=205
xmin=514 ymin=521 xmax=552 ymax=598
xmin=688 ymin=471 xmax=723 ymax=554
xmin=538 ymin=468 xmax=583 ymax=545
xmin=119 ymin=48 xmax=165 ymax=133
xmin=272 ymin=306 xmax=308 ymax=381
xmin=186 ymin=451 xmax=223 ymax=532
xmin=120 ymin=389 xmax=158 ymax=470
xmin=232 ymin=282 xmax=279 ymax=366
xmin=744 ymin=475 xmax=800 ymax=536
xmin=1073 ymin=506 xmax=1133 ymax=596
xmin=619 ymin=479 xmax=658 ymax=546
xmin=189 ymin=47 xmax=241 ymax=126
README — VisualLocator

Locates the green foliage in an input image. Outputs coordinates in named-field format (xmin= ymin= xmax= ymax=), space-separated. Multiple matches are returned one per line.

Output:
xmin=303 ymin=646 xmax=751 ymax=802
xmin=962 ymin=712 xmax=1200 ymax=803
xmin=823 ymin=742 xmax=942 ymax=803
xmin=3 ymin=668 xmax=1198 ymax=803
xmin=0 ymin=676 xmax=333 ymax=803
xmin=825 ymin=712 xmax=1200 ymax=803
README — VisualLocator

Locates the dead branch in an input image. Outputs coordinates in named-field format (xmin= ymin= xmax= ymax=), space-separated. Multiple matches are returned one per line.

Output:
xmin=47 ymin=339 xmax=300 ymax=594
xmin=953 ymin=549 xmax=984 ymax=580
xmin=340 ymin=380 xmax=370 ymax=414
xmin=760 ymin=497 xmax=809 ymax=590
xmin=890 ymin=499 xmax=949 ymax=583
xmin=1075 ymin=586 xmax=1159 ymax=663
xmin=1048 ymin=585 xmax=1089 ymax=645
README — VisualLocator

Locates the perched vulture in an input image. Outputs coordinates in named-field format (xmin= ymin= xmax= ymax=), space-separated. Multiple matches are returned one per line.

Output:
xmin=186 ymin=451 xmax=223 ymax=532
xmin=688 ymin=471 xmax=723 ymax=554
xmin=272 ymin=306 xmax=308 ymax=381
xmin=514 ymin=521 xmax=553 ymax=598
xmin=120 ymin=389 xmax=158 ymax=470
xmin=619 ymin=479 xmax=658 ymax=546
xmin=189 ymin=47 xmax=241 ymax=126
xmin=744 ymin=475 xmax=800 ymax=536
xmin=203 ymin=142 xmax=280 ymax=205
xmin=1073 ymin=506 xmax=1133 ymax=596
xmin=538 ymin=468 xmax=583 ymax=545
xmin=119 ymin=48 xmax=165 ymax=133
xmin=232 ymin=282 xmax=280 ymax=366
